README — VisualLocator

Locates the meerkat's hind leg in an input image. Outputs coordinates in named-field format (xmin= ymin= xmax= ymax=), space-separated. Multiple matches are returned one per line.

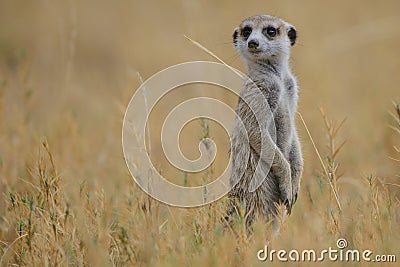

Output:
xmin=244 ymin=203 xmax=258 ymax=233
xmin=224 ymin=193 xmax=248 ymax=230
xmin=271 ymin=209 xmax=288 ymax=236
xmin=224 ymin=193 xmax=238 ymax=227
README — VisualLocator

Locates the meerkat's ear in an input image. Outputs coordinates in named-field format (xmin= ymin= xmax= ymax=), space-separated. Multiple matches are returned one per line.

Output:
xmin=287 ymin=25 xmax=297 ymax=46
xmin=233 ymin=27 xmax=239 ymax=46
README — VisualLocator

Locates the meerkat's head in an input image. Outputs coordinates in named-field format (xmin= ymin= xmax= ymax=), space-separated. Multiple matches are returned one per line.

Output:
xmin=233 ymin=15 xmax=297 ymax=63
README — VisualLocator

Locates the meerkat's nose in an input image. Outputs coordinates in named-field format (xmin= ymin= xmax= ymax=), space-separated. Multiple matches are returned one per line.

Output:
xmin=248 ymin=39 xmax=259 ymax=49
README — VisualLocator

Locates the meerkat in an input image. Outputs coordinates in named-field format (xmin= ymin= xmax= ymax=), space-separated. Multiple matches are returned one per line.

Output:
xmin=227 ymin=14 xmax=303 ymax=231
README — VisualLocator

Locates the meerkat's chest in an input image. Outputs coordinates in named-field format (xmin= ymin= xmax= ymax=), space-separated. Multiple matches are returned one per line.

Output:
xmin=283 ymin=77 xmax=298 ymax=111
xmin=274 ymin=100 xmax=293 ymax=153
xmin=273 ymin=78 xmax=298 ymax=154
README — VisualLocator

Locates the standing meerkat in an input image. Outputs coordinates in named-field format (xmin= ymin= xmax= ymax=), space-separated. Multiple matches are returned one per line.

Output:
xmin=227 ymin=14 xmax=303 ymax=231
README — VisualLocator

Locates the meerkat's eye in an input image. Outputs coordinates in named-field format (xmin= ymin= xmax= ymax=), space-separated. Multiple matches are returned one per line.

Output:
xmin=241 ymin=26 xmax=252 ymax=39
xmin=263 ymin=27 xmax=277 ymax=37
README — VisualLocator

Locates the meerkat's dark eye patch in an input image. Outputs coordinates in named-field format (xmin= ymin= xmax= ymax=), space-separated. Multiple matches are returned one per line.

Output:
xmin=241 ymin=26 xmax=252 ymax=39
xmin=263 ymin=26 xmax=277 ymax=37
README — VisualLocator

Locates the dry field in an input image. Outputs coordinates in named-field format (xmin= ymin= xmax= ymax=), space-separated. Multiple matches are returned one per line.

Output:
xmin=0 ymin=0 xmax=399 ymax=266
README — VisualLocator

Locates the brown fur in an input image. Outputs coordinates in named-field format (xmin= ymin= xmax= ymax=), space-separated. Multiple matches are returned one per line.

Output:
xmin=227 ymin=15 xmax=303 ymax=232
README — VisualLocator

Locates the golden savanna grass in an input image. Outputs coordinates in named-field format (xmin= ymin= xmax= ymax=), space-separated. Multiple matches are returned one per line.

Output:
xmin=0 ymin=0 xmax=400 ymax=266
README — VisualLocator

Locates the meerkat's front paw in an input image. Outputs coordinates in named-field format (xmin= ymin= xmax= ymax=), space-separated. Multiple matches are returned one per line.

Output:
xmin=280 ymin=186 xmax=293 ymax=214
xmin=278 ymin=170 xmax=293 ymax=214
xmin=292 ymin=179 xmax=300 ymax=205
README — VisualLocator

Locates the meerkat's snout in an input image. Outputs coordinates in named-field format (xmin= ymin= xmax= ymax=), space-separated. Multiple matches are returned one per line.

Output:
xmin=247 ymin=39 xmax=259 ymax=49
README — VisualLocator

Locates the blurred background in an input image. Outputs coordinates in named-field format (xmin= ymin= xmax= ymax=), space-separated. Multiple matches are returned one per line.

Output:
xmin=0 ymin=0 xmax=399 ymax=265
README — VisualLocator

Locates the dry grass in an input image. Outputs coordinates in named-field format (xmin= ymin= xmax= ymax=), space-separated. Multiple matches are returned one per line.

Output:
xmin=1 ymin=1 xmax=400 ymax=266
